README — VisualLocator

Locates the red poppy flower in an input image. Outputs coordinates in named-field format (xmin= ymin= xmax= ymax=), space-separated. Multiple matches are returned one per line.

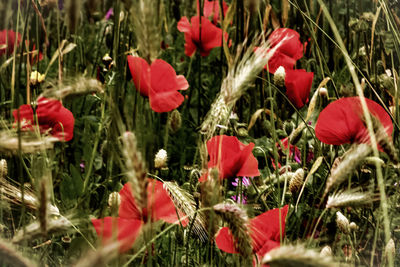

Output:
xmin=127 ymin=56 xmax=189 ymax=113
xmin=215 ymin=205 xmax=289 ymax=260
xmin=264 ymin=28 xmax=304 ymax=73
xmin=13 ymin=97 xmax=75 ymax=141
xmin=315 ymin=97 xmax=393 ymax=145
xmin=197 ymin=0 xmax=228 ymax=24
xmin=177 ymin=16 xmax=228 ymax=57
xmin=92 ymin=179 xmax=188 ymax=252
xmin=0 ymin=30 xmax=21 ymax=56
xmin=284 ymin=69 xmax=314 ymax=109
xmin=199 ymin=135 xmax=260 ymax=182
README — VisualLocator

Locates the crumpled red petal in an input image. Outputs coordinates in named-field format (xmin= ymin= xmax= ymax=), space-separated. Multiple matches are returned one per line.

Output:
xmin=250 ymin=205 xmax=289 ymax=255
xmin=91 ymin=217 xmax=143 ymax=253
xmin=268 ymin=28 xmax=304 ymax=61
xmin=178 ymin=16 xmax=226 ymax=57
xmin=204 ymin=135 xmax=260 ymax=180
xmin=284 ymin=69 xmax=314 ymax=109
xmin=315 ymin=97 xmax=393 ymax=145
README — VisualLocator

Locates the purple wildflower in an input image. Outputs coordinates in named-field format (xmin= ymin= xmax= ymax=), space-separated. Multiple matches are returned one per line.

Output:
xmin=232 ymin=177 xmax=251 ymax=187
xmin=231 ymin=195 xmax=247 ymax=204
xmin=105 ymin=8 xmax=114 ymax=20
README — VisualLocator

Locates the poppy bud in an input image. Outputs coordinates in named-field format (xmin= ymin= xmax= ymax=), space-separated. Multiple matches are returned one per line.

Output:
xmin=273 ymin=66 xmax=286 ymax=87
xmin=107 ymin=191 xmax=121 ymax=207
xmin=169 ymin=109 xmax=182 ymax=133
xmin=154 ymin=149 xmax=168 ymax=169
xmin=283 ymin=120 xmax=295 ymax=136
xmin=336 ymin=211 xmax=350 ymax=234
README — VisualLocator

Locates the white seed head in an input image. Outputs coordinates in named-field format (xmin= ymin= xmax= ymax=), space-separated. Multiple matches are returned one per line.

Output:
xmin=30 ymin=71 xmax=45 ymax=86
xmin=336 ymin=211 xmax=350 ymax=234
xmin=320 ymin=245 xmax=332 ymax=257
xmin=349 ymin=222 xmax=358 ymax=231
xmin=154 ymin=149 xmax=168 ymax=168
xmin=273 ymin=66 xmax=286 ymax=87
xmin=319 ymin=87 xmax=328 ymax=97
xmin=108 ymin=192 xmax=121 ymax=207
xmin=385 ymin=238 xmax=396 ymax=258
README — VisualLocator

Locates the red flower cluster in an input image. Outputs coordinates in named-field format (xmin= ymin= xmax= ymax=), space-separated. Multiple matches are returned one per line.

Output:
xmin=197 ymin=0 xmax=228 ymax=25
xmin=266 ymin=28 xmax=304 ymax=73
xmin=216 ymin=205 xmax=289 ymax=262
xmin=199 ymin=135 xmax=260 ymax=182
xmin=0 ymin=30 xmax=21 ymax=56
xmin=264 ymin=28 xmax=314 ymax=109
xmin=315 ymin=97 xmax=393 ymax=145
xmin=92 ymin=179 xmax=188 ymax=252
xmin=127 ymin=56 xmax=189 ymax=113
xmin=177 ymin=16 xmax=228 ymax=57
xmin=13 ymin=97 xmax=75 ymax=141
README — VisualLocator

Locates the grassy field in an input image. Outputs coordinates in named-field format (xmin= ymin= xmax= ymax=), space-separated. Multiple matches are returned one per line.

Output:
xmin=0 ymin=0 xmax=399 ymax=266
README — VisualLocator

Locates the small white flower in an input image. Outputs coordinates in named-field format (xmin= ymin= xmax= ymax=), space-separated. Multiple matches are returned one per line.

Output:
xmin=154 ymin=149 xmax=168 ymax=168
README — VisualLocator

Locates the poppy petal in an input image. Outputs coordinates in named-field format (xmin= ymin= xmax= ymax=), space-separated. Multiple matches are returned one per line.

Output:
xmin=215 ymin=227 xmax=239 ymax=254
xmin=12 ymin=104 xmax=34 ymax=129
xmin=237 ymin=142 xmax=260 ymax=177
xmin=91 ymin=217 xmax=142 ymax=253
xmin=265 ymin=50 xmax=297 ymax=74
xmin=147 ymin=179 xmax=188 ymax=226
xmin=36 ymin=97 xmax=75 ymax=141
xmin=315 ymin=97 xmax=393 ymax=145
xmin=149 ymin=59 xmax=187 ymax=112
xmin=250 ymin=205 xmax=289 ymax=254
xmin=268 ymin=28 xmax=304 ymax=61
xmin=284 ymin=69 xmax=314 ymax=109
xmin=118 ymin=183 xmax=142 ymax=220
xmin=127 ymin=56 xmax=151 ymax=97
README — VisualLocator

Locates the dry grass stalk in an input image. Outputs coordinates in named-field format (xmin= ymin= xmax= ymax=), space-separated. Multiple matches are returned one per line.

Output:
xmin=0 ymin=159 xmax=7 ymax=179
xmin=262 ymin=244 xmax=338 ymax=267
xmin=40 ymin=77 xmax=103 ymax=99
xmin=13 ymin=216 xmax=72 ymax=244
xmin=213 ymin=203 xmax=252 ymax=258
xmin=200 ymin=35 xmax=286 ymax=138
xmin=200 ymin=169 xmax=223 ymax=239
xmin=66 ymin=0 xmax=81 ymax=32
xmin=163 ymin=181 xmax=207 ymax=241
xmin=73 ymin=242 xmax=119 ymax=267
xmin=38 ymin=180 xmax=48 ymax=236
xmin=130 ymin=0 xmax=162 ymax=62
xmin=323 ymin=144 xmax=371 ymax=198
xmin=326 ymin=189 xmax=372 ymax=208
xmin=121 ymin=132 xmax=148 ymax=210
xmin=0 ymin=179 xmax=60 ymax=216
xmin=0 ymin=238 xmax=36 ymax=267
